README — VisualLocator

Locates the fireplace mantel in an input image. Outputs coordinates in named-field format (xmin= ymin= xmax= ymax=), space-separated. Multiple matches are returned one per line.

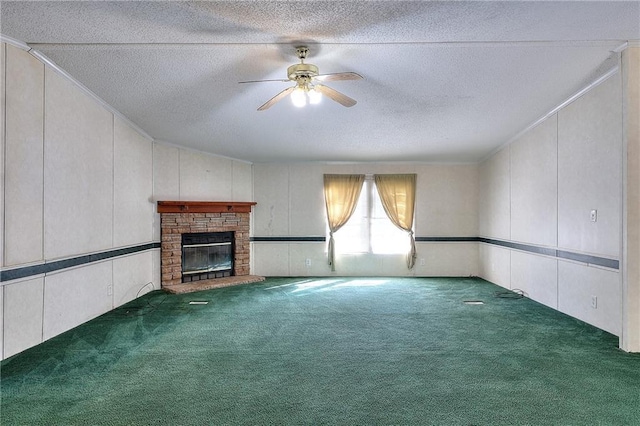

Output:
xmin=157 ymin=201 xmax=257 ymax=213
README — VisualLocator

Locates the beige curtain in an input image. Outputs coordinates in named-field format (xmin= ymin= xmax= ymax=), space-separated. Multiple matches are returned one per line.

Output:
xmin=374 ymin=174 xmax=417 ymax=269
xmin=323 ymin=174 xmax=365 ymax=271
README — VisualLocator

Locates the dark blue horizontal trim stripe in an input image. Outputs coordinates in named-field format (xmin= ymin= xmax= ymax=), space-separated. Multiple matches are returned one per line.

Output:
xmin=251 ymin=235 xmax=619 ymax=269
xmin=1 ymin=243 xmax=160 ymax=282
xmin=415 ymin=237 xmax=480 ymax=242
xmin=251 ymin=236 xmax=326 ymax=242
xmin=557 ymin=250 xmax=619 ymax=270
xmin=479 ymin=238 xmax=618 ymax=270
xmin=479 ymin=238 xmax=558 ymax=257
xmin=3 ymin=236 xmax=617 ymax=281
xmin=253 ymin=236 xmax=480 ymax=243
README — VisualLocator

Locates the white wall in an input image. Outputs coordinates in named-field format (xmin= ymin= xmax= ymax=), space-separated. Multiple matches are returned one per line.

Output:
xmin=0 ymin=43 xmax=154 ymax=359
xmin=479 ymin=72 xmax=623 ymax=336
xmin=0 ymin=43 xmax=254 ymax=359
xmin=4 ymin=42 xmax=44 ymax=266
xmin=478 ymin=147 xmax=511 ymax=241
xmin=252 ymin=162 xmax=479 ymax=277
xmin=622 ymin=45 xmax=640 ymax=352
xmin=151 ymin=142 xmax=253 ymax=241
xmin=0 ymin=40 xmax=5 ymax=358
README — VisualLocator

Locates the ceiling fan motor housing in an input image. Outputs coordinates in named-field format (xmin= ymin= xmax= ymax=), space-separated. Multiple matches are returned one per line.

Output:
xmin=287 ymin=63 xmax=319 ymax=81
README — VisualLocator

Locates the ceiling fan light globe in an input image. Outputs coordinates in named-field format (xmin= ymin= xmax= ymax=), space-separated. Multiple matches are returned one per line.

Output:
xmin=308 ymin=89 xmax=322 ymax=105
xmin=291 ymin=88 xmax=307 ymax=107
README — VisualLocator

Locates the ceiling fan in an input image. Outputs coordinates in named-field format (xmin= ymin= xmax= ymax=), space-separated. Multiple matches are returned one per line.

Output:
xmin=240 ymin=46 xmax=363 ymax=111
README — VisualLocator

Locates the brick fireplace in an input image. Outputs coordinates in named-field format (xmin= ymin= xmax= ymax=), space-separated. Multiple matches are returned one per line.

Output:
xmin=157 ymin=201 xmax=263 ymax=293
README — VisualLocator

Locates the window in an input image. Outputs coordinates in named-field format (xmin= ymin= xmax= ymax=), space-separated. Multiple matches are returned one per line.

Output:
xmin=332 ymin=179 xmax=410 ymax=255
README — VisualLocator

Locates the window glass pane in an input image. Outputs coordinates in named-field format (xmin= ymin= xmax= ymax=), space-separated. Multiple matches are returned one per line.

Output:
xmin=371 ymin=217 xmax=408 ymax=254
xmin=371 ymin=190 xmax=408 ymax=254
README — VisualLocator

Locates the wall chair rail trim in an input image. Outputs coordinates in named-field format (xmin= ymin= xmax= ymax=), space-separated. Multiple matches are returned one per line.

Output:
xmin=0 ymin=243 xmax=160 ymax=283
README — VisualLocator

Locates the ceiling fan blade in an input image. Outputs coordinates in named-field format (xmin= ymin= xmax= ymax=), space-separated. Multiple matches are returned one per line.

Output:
xmin=314 ymin=72 xmax=364 ymax=82
xmin=257 ymin=86 xmax=296 ymax=111
xmin=239 ymin=78 xmax=290 ymax=84
xmin=314 ymin=84 xmax=357 ymax=107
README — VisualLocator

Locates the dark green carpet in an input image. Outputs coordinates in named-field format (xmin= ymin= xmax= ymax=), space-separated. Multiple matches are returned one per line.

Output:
xmin=2 ymin=277 xmax=639 ymax=425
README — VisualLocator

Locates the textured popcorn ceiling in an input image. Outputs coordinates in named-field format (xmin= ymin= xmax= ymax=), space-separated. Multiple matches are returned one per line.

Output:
xmin=2 ymin=1 xmax=639 ymax=163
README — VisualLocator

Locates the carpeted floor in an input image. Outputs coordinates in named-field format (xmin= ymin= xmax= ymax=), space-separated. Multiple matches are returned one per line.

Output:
xmin=1 ymin=277 xmax=639 ymax=425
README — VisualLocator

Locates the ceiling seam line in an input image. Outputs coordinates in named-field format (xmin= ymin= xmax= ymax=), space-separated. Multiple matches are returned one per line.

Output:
xmin=24 ymin=40 xmax=631 ymax=48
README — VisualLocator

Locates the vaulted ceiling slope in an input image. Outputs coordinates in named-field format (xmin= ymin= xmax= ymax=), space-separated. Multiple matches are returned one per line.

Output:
xmin=2 ymin=1 xmax=639 ymax=163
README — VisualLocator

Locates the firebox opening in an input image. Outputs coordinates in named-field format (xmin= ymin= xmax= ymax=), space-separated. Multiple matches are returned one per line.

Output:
xmin=182 ymin=231 xmax=234 ymax=282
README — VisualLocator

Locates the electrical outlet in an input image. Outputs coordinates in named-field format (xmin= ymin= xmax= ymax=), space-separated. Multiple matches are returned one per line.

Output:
xmin=591 ymin=295 xmax=598 ymax=309
xmin=590 ymin=209 xmax=598 ymax=222
xmin=107 ymin=285 xmax=113 ymax=296
xmin=305 ymin=258 xmax=312 ymax=267
xmin=419 ymin=258 xmax=426 ymax=266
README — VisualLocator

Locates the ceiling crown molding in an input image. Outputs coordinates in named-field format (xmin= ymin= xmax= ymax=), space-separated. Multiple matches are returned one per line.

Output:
xmin=0 ymin=34 xmax=30 ymax=50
